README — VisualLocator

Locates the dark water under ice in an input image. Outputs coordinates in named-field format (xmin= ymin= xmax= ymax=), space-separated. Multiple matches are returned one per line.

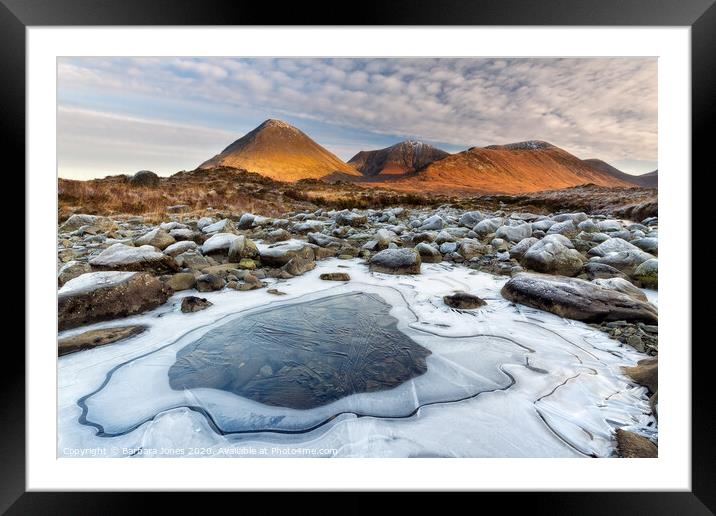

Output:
xmin=168 ymin=292 xmax=431 ymax=410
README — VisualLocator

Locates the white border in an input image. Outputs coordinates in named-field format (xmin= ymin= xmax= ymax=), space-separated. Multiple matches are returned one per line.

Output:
xmin=27 ymin=27 xmax=690 ymax=491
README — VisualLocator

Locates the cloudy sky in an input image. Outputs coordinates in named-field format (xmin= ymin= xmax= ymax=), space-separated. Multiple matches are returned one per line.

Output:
xmin=57 ymin=57 xmax=657 ymax=179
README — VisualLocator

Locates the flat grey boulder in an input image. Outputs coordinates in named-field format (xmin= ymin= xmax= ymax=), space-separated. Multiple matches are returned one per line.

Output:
xmin=418 ymin=214 xmax=445 ymax=231
xmin=164 ymin=240 xmax=198 ymax=257
xmin=415 ymin=242 xmax=442 ymax=263
xmin=58 ymin=272 xmax=171 ymax=330
xmin=593 ymin=277 xmax=648 ymax=302
xmin=335 ymin=211 xmax=367 ymax=227
xmin=201 ymin=233 xmax=241 ymax=255
xmin=501 ymin=272 xmax=658 ymax=323
xmin=89 ymin=243 xmax=179 ymax=273
xmin=369 ymin=248 xmax=421 ymax=275
xmin=134 ymin=228 xmax=175 ymax=250
xmin=259 ymin=240 xmax=315 ymax=267
xmin=459 ymin=211 xmax=484 ymax=228
xmin=473 ymin=217 xmax=503 ymax=236
xmin=508 ymin=237 xmax=539 ymax=260
xmin=60 ymin=214 xmax=100 ymax=232
xmin=520 ymin=234 xmax=584 ymax=276
xmin=202 ymin=218 xmax=237 ymax=234
xmin=496 ymin=223 xmax=532 ymax=243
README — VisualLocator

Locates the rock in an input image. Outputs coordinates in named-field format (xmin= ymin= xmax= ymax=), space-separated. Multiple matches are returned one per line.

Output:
xmin=473 ymin=217 xmax=502 ymax=236
xmin=320 ymin=272 xmax=351 ymax=281
xmin=335 ymin=210 xmax=367 ymax=227
xmin=196 ymin=217 xmax=215 ymax=230
xmin=490 ymin=238 xmax=509 ymax=252
xmin=164 ymin=240 xmax=198 ymax=256
xmin=58 ymin=325 xmax=146 ymax=356
xmin=531 ymin=219 xmax=555 ymax=232
xmin=282 ymin=257 xmax=316 ymax=276
xmin=633 ymin=258 xmax=658 ymax=289
xmin=415 ymin=242 xmax=442 ymax=263
xmin=129 ymin=170 xmax=160 ymax=187
xmin=521 ymin=234 xmax=584 ymax=276
xmin=181 ymin=296 xmax=213 ymax=313
xmin=60 ymin=214 xmax=99 ymax=232
xmin=307 ymin=232 xmax=337 ymax=247
xmin=267 ymin=228 xmax=291 ymax=242
xmin=583 ymin=262 xmax=630 ymax=281
xmin=134 ymin=228 xmax=175 ymax=250
xmin=58 ymin=272 xmax=171 ymax=330
xmin=57 ymin=260 xmax=91 ymax=286
xmin=496 ymin=223 xmax=532 ymax=242
xmin=227 ymin=235 xmax=259 ymax=262
xmin=593 ymin=277 xmax=648 ymax=302
xmin=200 ymin=263 xmax=243 ymax=278
xmin=443 ymin=292 xmax=486 ymax=309
xmin=369 ymin=248 xmax=421 ymax=275
xmin=175 ymin=251 xmax=211 ymax=270
xmin=546 ymin=220 xmax=577 ymax=236
xmin=615 ymin=429 xmax=657 ymax=458
xmin=459 ymin=211 xmax=484 ymax=228
xmin=238 ymin=258 xmax=257 ymax=270
xmin=231 ymin=273 xmax=264 ymax=291
xmin=89 ymin=243 xmax=179 ymax=273
xmin=202 ymin=218 xmax=237 ymax=234
xmin=588 ymin=238 xmax=650 ymax=258
xmin=597 ymin=219 xmax=623 ymax=232
xmin=236 ymin=213 xmax=255 ymax=229
xmin=259 ymin=241 xmax=315 ymax=267
xmin=201 ymin=233 xmax=241 ymax=255
xmin=169 ymin=228 xmax=195 ymax=241
xmin=418 ymin=214 xmax=445 ymax=231
xmin=501 ymin=272 xmax=658 ymax=323
xmin=267 ymin=288 xmax=286 ymax=295
xmin=508 ymin=237 xmax=538 ymax=261
xmin=165 ymin=272 xmax=196 ymax=291
xmin=292 ymin=220 xmax=325 ymax=234
xmin=577 ymin=219 xmax=599 ymax=233
xmin=195 ymin=274 xmax=225 ymax=292
xmin=457 ymin=240 xmax=490 ymax=260
xmin=590 ymin=251 xmax=653 ymax=277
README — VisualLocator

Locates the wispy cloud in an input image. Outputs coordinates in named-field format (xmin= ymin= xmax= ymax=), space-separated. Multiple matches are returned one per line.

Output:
xmin=58 ymin=57 xmax=657 ymax=178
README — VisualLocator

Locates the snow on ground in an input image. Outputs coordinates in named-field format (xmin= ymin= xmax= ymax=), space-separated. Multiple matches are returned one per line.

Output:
xmin=58 ymin=259 xmax=656 ymax=458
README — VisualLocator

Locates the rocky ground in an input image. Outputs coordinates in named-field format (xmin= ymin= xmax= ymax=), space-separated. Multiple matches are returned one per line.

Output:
xmin=57 ymin=199 xmax=659 ymax=457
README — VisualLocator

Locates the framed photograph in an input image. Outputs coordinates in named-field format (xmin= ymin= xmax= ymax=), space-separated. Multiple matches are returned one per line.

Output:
xmin=8 ymin=0 xmax=713 ymax=510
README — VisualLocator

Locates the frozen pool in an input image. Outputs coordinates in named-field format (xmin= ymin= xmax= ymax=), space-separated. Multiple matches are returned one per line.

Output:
xmin=58 ymin=259 xmax=657 ymax=457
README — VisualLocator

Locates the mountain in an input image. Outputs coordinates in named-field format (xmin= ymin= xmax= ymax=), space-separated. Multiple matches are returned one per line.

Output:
xmin=348 ymin=140 xmax=449 ymax=177
xmin=582 ymin=159 xmax=658 ymax=188
xmin=359 ymin=140 xmax=636 ymax=194
xmin=198 ymin=119 xmax=361 ymax=182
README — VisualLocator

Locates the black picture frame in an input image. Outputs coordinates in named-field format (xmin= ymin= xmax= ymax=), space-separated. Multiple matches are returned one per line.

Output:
xmin=5 ymin=0 xmax=713 ymax=512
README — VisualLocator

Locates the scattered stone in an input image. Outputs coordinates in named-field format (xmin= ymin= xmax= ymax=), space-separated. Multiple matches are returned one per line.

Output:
xmin=58 ymin=325 xmax=146 ymax=356
xmin=58 ymin=272 xmax=171 ymax=330
xmin=129 ymin=170 xmax=160 ymax=187
xmin=164 ymin=240 xmax=198 ymax=256
xmin=89 ymin=243 xmax=179 ymax=273
xmin=180 ymin=296 xmax=213 ymax=313
xmin=615 ymin=428 xmax=657 ymax=458
xmin=623 ymin=357 xmax=658 ymax=393
xmin=320 ymin=272 xmax=350 ymax=281
xmin=134 ymin=228 xmax=175 ymax=250
xmin=633 ymin=258 xmax=658 ymax=289
xmin=335 ymin=210 xmax=367 ymax=227
xmin=227 ymin=235 xmax=259 ymax=262
xmin=521 ymin=234 xmax=584 ymax=276
xmin=58 ymin=260 xmax=92 ymax=287
xmin=165 ymin=272 xmax=196 ymax=291
xmin=195 ymin=273 xmax=225 ymax=292
xmin=282 ymin=256 xmax=316 ymax=276
xmin=443 ymin=292 xmax=486 ymax=309
xmin=369 ymin=248 xmax=421 ymax=275
xmin=415 ymin=242 xmax=442 ymax=263
xmin=259 ymin=241 xmax=315 ymax=267
xmin=267 ymin=288 xmax=287 ymax=295
xmin=593 ymin=277 xmax=648 ymax=302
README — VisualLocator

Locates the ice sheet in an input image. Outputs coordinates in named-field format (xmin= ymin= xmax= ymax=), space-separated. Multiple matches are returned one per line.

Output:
xmin=58 ymin=259 xmax=656 ymax=458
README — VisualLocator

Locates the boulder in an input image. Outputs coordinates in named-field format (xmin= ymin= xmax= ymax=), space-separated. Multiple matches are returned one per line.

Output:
xmin=369 ymin=248 xmax=421 ymax=275
xmin=546 ymin=220 xmax=577 ymax=236
xmin=500 ymin=272 xmax=658 ymax=323
xmin=196 ymin=273 xmax=225 ymax=292
xmin=201 ymin=233 xmax=241 ymax=255
xmin=623 ymin=358 xmax=658 ymax=393
xmin=89 ymin=243 xmax=179 ymax=273
xmin=169 ymin=228 xmax=195 ymax=241
xmin=202 ymin=218 xmax=237 ymax=234
xmin=60 ymin=214 xmax=100 ymax=232
xmin=335 ymin=210 xmax=367 ymax=227
xmin=633 ymin=258 xmax=658 ymax=289
xmin=473 ymin=217 xmax=502 ymax=236
xmin=165 ymin=272 xmax=197 ymax=291
xmin=57 ymin=260 xmax=91 ymax=287
xmin=521 ymin=234 xmax=584 ymax=276
xmin=58 ymin=272 xmax=171 ymax=330
xmin=58 ymin=325 xmax=147 ymax=356
xmin=175 ymin=251 xmax=211 ymax=270
xmin=134 ymin=228 xmax=175 ymax=250
xmin=583 ymin=262 xmax=630 ymax=281
xmin=237 ymin=213 xmax=255 ymax=229
xmin=259 ymin=241 xmax=315 ymax=267
xmin=282 ymin=257 xmax=316 ymax=276
xmin=267 ymin=228 xmax=292 ymax=242
xmin=495 ymin=223 xmax=532 ymax=243
xmin=615 ymin=429 xmax=657 ymax=458
xmin=508 ymin=237 xmax=538 ymax=261
xmin=415 ymin=242 xmax=442 ymax=263
xmin=227 ymin=235 xmax=259 ymax=262
xmin=320 ymin=272 xmax=351 ymax=281
xmin=457 ymin=240 xmax=490 ymax=260
xmin=459 ymin=211 xmax=484 ymax=228
xmin=129 ymin=170 xmax=160 ymax=187
xmin=180 ymin=296 xmax=213 ymax=313
xmin=443 ymin=292 xmax=486 ymax=309
xmin=631 ymin=237 xmax=658 ymax=255
xmin=418 ymin=214 xmax=445 ymax=231
xmin=164 ymin=240 xmax=198 ymax=257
